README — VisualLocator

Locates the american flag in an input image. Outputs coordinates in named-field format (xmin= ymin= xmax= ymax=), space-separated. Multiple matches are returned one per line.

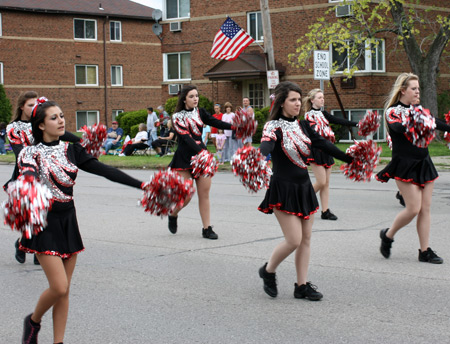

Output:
xmin=210 ymin=17 xmax=255 ymax=61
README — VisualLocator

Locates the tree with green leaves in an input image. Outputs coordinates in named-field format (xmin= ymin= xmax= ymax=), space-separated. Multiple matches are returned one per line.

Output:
xmin=289 ymin=0 xmax=450 ymax=116
xmin=0 ymin=84 xmax=12 ymax=124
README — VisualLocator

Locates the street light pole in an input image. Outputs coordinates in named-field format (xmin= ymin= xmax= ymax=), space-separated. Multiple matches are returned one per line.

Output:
xmin=260 ymin=0 xmax=276 ymax=72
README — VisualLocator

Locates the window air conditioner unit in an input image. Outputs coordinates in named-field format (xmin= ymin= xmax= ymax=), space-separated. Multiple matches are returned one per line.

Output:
xmin=335 ymin=5 xmax=353 ymax=17
xmin=168 ymin=84 xmax=180 ymax=95
xmin=170 ymin=21 xmax=181 ymax=32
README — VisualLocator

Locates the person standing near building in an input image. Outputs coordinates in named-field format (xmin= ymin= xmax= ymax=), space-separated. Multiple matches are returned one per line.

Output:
xmin=210 ymin=103 xmax=223 ymax=149
xmin=146 ymin=107 xmax=160 ymax=146
xmin=167 ymin=85 xmax=235 ymax=239
xmin=257 ymin=81 xmax=353 ymax=301
xmin=376 ymin=73 xmax=450 ymax=264
xmin=221 ymin=102 xmax=235 ymax=163
xmin=303 ymin=88 xmax=358 ymax=221
xmin=242 ymin=97 xmax=254 ymax=147
xmin=0 ymin=122 xmax=6 ymax=155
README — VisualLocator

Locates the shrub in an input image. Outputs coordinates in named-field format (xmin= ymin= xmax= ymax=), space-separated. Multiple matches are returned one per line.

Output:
xmin=130 ymin=124 xmax=140 ymax=138
xmin=165 ymin=97 xmax=178 ymax=115
xmin=118 ymin=110 xmax=147 ymax=136
xmin=0 ymin=84 xmax=12 ymax=124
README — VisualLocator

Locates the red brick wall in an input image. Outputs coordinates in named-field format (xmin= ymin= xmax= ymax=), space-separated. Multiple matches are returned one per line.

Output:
xmin=0 ymin=10 xmax=162 ymax=130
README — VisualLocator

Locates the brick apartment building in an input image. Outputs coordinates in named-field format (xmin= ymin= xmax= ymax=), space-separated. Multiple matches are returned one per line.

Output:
xmin=159 ymin=0 xmax=450 ymax=141
xmin=0 ymin=0 xmax=161 ymax=131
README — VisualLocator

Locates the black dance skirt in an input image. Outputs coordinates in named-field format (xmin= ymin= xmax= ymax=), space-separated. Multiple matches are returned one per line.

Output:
xmin=258 ymin=176 xmax=319 ymax=219
xmin=307 ymin=147 xmax=334 ymax=169
xmin=376 ymin=155 xmax=438 ymax=187
xmin=19 ymin=205 xmax=84 ymax=259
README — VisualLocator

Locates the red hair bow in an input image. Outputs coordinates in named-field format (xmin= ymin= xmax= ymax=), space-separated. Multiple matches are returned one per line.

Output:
xmin=31 ymin=97 xmax=49 ymax=118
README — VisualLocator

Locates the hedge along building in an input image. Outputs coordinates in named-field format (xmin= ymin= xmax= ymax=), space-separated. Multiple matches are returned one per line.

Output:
xmin=0 ymin=0 xmax=161 ymax=131
xmin=159 ymin=0 xmax=450 ymax=142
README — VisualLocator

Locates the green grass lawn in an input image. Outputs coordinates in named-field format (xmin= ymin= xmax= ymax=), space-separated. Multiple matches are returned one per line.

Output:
xmin=1 ymin=141 xmax=449 ymax=171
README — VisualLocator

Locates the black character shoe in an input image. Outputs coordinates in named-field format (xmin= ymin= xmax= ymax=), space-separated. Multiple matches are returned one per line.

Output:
xmin=321 ymin=209 xmax=338 ymax=220
xmin=168 ymin=215 xmax=178 ymax=234
xmin=380 ymin=228 xmax=394 ymax=259
xmin=22 ymin=313 xmax=40 ymax=344
xmin=294 ymin=282 xmax=323 ymax=301
xmin=202 ymin=226 xmax=218 ymax=240
xmin=418 ymin=247 xmax=443 ymax=264
xmin=396 ymin=191 xmax=405 ymax=207
xmin=33 ymin=254 xmax=40 ymax=265
xmin=15 ymin=239 xmax=26 ymax=264
xmin=258 ymin=263 xmax=278 ymax=297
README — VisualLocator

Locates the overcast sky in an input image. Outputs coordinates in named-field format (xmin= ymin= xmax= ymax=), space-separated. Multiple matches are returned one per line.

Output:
xmin=131 ymin=0 xmax=162 ymax=10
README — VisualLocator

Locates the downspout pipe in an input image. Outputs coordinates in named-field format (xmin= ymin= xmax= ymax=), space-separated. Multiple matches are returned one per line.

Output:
xmin=103 ymin=16 xmax=109 ymax=125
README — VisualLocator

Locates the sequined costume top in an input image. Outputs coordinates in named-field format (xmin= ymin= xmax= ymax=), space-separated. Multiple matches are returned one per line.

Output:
xmin=18 ymin=141 xmax=142 ymax=211
xmin=169 ymin=107 xmax=232 ymax=170
xmin=376 ymin=102 xmax=450 ymax=186
xmin=259 ymin=116 xmax=351 ymax=182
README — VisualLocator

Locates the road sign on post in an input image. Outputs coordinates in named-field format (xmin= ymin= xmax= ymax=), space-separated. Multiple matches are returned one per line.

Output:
xmin=314 ymin=50 xmax=330 ymax=80
xmin=267 ymin=70 xmax=279 ymax=89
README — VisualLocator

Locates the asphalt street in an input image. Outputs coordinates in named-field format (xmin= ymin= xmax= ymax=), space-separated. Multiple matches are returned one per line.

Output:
xmin=1 ymin=163 xmax=449 ymax=343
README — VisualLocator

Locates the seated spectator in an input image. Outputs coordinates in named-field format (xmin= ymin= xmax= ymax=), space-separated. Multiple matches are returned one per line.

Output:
xmin=151 ymin=120 xmax=175 ymax=157
xmin=103 ymin=121 xmax=123 ymax=154
xmin=121 ymin=123 xmax=149 ymax=156
xmin=0 ymin=122 xmax=6 ymax=155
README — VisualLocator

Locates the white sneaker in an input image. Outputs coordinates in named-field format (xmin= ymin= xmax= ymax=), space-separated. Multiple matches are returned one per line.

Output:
xmin=118 ymin=153 xmax=125 ymax=156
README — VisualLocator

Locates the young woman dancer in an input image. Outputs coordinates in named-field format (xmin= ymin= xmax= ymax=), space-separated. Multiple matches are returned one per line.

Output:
xmin=16 ymin=99 xmax=147 ymax=344
xmin=167 ymin=85 xmax=234 ymax=239
xmin=7 ymin=91 xmax=80 ymax=265
xmin=258 ymin=82 xmax=353 ymax=300
xmin=376 ymin=73 xmax=450 ymax=264
xmin=303 ymin=89 xmax=358 ymax=220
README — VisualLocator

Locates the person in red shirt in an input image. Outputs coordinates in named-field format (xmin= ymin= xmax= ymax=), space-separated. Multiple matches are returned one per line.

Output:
xmin=210 ymin=103 xmax=223 ymax=149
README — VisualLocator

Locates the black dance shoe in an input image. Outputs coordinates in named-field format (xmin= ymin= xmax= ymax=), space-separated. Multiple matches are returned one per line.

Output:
xmin=258 ymin=263 xmax=277 ymax=297
xmin=294 ymin=282 xmax=323 ymax=301
xmin=380 ymin=228 xmax=394 ymax=259
xmin=396 ymin=191 xmax=405 ymax=207
xmin=22 ymin=313 xmax=40 ymax=344
xmin=33 ymin=254 xmax=40 ymax=265
xmin=202 ymin=226 xmax=218 ymax=240
xmin=321 ymin=209 xmax=338 ymax=220
xmin=15 ymin=239 xmax=26 ymax=264
xmin=418 ymin=247 xmax=443 ymax=264
xmin=168 ymin=215 xmax=178 ymax=234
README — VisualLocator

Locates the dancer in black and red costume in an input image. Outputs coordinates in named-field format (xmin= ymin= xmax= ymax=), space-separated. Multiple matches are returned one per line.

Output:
xmin=303 ymin=88 xmax=358 ymax=220
xmin=257 ymin=82 xmax=353 ymax=301
xmin=14 ymin=99 xmax=147 ymax=344
xmin=7 ymin=91 xmax=80 ymax=265
xmin=167 ymin=85 xmax=235 ymax=239
xmin=376 ymin=73 xmax=450 ymax=264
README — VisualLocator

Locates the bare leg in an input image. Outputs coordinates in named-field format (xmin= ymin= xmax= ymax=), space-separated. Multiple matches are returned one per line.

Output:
xmin=386 ymin=180 xmax=422 ymax=239
xmin=32 ymin=254 xmax=77 ymax=343
xmin=310 ymin=163 xmax=330 ymax=210
xmin=296 ymin=217 xmax=314 ymax=285
xmin=195 ymin=176 xmax=212 ymax=228
xmin=170 ymin=170 xmax=194 ymax=217
xmin=266 ymin=209 xmax=303 ymax=273
xmin=416 ymin=181 xmax=434 ymax=251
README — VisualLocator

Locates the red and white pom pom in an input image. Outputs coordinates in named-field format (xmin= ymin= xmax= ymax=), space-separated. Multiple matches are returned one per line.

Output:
xmin=402 ymin=105 xmax=436 ymax=148
xmin=2 ymin=174 xmax=53 ymax=239
xmin=443 ymin=111 xmax=450 ymax=144
xmin=341 ymin=140 xmax=381 ymax=182
xmin=140 ymin=169 xmax=195 ymax=217
xmin=80 ymin=123 xmax=108 ymax=158
xmin=191 ymin=150 xmax=218 ymax=178
xmin=358 ymin=110 xmax=381 ymax=137
xmin=231 ymin=146 xmax=272 ymax=193
xmin=232 ymin=107 xmax=258 ymax=139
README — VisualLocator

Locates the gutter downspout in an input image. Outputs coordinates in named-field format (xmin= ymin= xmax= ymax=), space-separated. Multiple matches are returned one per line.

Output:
xmin=103 ymin=16 xmax=109 ymax=125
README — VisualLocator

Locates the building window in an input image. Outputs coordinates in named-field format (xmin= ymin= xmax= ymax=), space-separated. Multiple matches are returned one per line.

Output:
xmin=111 ymin=65 xmax=123 ymax=86
xmin=112 ymin=109 xmax=124 ymax=122
xmin=76 ymin=111 xmax=99 ymax=130
xmin=0 ymin=62 xmax=3 ymax=84
xmin=331 ymin=39 xmax=385 ymax=73
xmin=332 ymin=109 xmax=385 ymax=141
xmin=163 ymin=52 xmax=191 ymax=82
xmin=165 ymin=0 xmax=190 ymax=19
xmin=248 ymin=82 xmax=265 ymax=109
xmin=74 ymin=19 xmax=97 ymax=40
xmin=75 ymin=65 xmax=98 ymax=86
xmin=110 ymin=21 xmax=121 ymax=41
xmin=247 ymin=12 xmax=263 ymax=42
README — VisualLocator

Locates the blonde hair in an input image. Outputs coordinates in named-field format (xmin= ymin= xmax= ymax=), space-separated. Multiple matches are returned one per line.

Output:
xmin=139 ymin=123 xmax=147 ymax=132
xmin=385 ymin=73 xmax=419 ymax=111
xmin=302 ymin=88 xmax=323 ymax=113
